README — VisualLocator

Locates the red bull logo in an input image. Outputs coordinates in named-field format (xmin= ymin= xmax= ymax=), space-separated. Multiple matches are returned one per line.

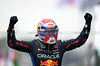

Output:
xmin=47 ymin=23 xmax=54 ymax=28
xmin=40 ymin=60 xmax=58 ymax=66
xmin=48 ymin=23 xmax=53 ymax=26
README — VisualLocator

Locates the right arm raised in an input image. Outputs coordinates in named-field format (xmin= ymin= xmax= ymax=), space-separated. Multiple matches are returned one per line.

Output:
xmin=7 ymin=16 xmax=32 ymax=53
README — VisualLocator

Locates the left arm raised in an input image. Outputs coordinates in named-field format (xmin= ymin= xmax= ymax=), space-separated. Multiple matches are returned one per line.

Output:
xmin=60 ymin=13 xmax=92 ymax=52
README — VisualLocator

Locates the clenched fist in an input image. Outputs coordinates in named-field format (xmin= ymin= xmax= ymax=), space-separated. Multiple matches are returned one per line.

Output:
xmin=9 ymin=16 xmax=18 ymax=26
xmin=84 ymin=13 xmax=92 ymax=23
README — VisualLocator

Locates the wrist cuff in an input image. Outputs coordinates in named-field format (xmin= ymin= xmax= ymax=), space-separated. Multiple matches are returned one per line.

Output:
xmin=8 ymin=25 xmax=14 ymax=31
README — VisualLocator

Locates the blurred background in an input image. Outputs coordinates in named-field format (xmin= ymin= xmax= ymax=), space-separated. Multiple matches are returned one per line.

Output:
xmin=0 ymin=0 xmax=100 ymax=66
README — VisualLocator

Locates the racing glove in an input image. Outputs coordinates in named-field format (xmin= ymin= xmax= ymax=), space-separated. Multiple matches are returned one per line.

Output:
xmin=84 ymin=13 xmax=92 ymax=34
xmin=84 ymin=13 xmax=92 ymax=23
xmin=8 ymin=16 xmax=18 ymax=31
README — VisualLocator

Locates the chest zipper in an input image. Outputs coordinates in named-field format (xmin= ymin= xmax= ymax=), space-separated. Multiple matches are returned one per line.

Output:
xmin=48 ymin=44 xmax=50 ymax=66
xmin=48 ymin=44 xmax=50 ymax=53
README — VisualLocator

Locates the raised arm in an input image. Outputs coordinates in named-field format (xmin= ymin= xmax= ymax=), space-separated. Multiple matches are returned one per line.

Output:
xmin=60 ymin=13 xmax=92 ymax=52
xmin=7 ymin=16 xmax=33 ymax=53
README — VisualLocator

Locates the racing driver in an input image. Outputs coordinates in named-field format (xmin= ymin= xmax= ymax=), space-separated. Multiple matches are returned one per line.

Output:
xmin=7 ymin=13 xmax=92 ymax=66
